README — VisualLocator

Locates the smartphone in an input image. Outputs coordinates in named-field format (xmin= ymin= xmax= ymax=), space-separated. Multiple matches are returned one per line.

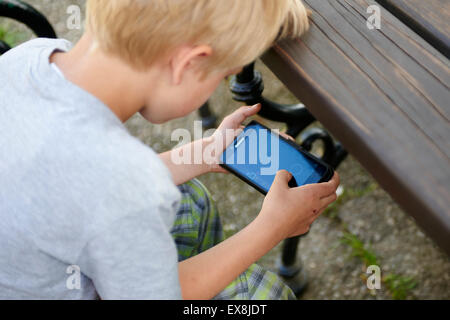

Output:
xmin=219 ymin=121 xmax=334 ymax=195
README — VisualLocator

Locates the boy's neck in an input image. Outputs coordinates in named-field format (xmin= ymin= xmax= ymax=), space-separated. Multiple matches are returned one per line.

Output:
xmin=49 ymin=32 xmax=152 ymax=123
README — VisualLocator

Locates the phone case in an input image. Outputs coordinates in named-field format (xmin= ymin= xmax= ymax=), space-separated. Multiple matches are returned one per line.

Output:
xmin=220 ymin=120 xmax=334 ymax=195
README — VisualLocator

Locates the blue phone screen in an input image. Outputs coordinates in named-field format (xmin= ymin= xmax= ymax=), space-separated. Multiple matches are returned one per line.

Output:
xmin=220 ymin=122 xmax=327 ymax=193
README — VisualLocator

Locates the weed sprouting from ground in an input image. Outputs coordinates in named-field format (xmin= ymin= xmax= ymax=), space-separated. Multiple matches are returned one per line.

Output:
xmin=324 ymin=182 xmax=417 ymax=299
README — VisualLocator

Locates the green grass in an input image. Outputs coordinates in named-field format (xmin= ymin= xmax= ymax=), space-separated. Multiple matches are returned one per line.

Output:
xmin=384 ymin=273 xmax=417 ymax=300
xmin=341 ymin=230 xmax=418 ymax=299
xmin=0 ymin=24 xmax=29 ymax=48
xmin=340 ymin=231 xmax=417 ymax=299
xmin=320 ymin=181 xmax=417 ymax=299
xmin=340 ymin=232 xmax=378 ymax=266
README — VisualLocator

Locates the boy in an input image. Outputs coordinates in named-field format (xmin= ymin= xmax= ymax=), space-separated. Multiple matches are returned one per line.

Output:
xmin=0 ymin=0 xmax=339 ymax=299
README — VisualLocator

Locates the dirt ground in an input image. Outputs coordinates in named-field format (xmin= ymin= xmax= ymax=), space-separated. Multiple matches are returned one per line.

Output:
xmin=3 ymin=0 xmax=449 ymax=299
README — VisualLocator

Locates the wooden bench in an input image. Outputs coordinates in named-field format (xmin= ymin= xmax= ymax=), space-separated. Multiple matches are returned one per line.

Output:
xmin=261 ymin=0 xmax=450 ymax=255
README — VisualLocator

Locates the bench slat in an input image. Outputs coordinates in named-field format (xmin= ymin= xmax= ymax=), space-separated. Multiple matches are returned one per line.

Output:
xmin=376 ymin=0 xmax=450 ymax=58
xmin=262 ymin=0 xmax=450 ymax=254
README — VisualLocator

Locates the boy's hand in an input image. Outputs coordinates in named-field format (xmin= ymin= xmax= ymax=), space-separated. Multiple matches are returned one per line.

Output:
xmin=213 ymin=103 xmax=261 ymax=150
xmin=205 ymin=103 xmax=296 ymax=173
xmin=203 ymin=103 xmax=261 ymax=173
xmin=161 ymin=104 xmax=266 ymax=184
xmin=259 ymin=171 xmax=340 ymax=240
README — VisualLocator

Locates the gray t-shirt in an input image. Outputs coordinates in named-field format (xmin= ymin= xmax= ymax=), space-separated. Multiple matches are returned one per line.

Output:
xmin=0 ymin=38 xmax=182 ymax=299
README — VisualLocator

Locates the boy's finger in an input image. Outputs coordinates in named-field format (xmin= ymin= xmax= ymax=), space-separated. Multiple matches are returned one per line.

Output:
xmin=304 ymin=172 xmax=339 ymax=197
xmin=242 ymin=103 xmax=261 ymax=117
xmin=272 ymin=170 xmax=292 ymax=190
xmin=224 ymin=104 xmax=261 ymax=128
xmin=279 ymin=131 xmax=296 ymax=142
xmin=319 ymin=192 xmax=337 ymax=208
xmin=211 ymin=165 xmax=229 ymax=174
xmin=321 ymin=172 xmax=340 ymax=195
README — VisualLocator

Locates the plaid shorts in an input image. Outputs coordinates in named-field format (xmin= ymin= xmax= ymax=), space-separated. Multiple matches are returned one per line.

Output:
xmin=170 ymin=179 xmax=296 ymax=300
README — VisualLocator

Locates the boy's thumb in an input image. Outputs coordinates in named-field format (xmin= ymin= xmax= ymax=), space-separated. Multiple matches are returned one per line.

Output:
xmin=273 ymin=170 xmax=292 ymax=189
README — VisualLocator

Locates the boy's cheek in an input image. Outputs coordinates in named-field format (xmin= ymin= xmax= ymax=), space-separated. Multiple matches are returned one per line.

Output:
xmin=140 ymin=73 xmax=225 ymax=122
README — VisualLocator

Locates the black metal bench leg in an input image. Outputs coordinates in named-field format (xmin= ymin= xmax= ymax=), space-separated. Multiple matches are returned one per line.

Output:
xmin=278 ymin=235 xmax=309 ymax=296
xmin=198 ymin=102 xmax=217 ymax=129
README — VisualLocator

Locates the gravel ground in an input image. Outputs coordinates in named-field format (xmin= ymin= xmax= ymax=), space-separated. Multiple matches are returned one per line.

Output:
xmin=3 ymin=0 xmax=449 ymax=300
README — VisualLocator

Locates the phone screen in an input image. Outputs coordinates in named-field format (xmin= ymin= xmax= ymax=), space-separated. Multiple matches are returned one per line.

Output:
xmin=220 ymin=122 xmax=329 ymax=193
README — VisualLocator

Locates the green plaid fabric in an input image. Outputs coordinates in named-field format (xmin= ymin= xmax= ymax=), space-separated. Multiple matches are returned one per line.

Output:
xmin=170 ymin=179 xmax=296 ymax=300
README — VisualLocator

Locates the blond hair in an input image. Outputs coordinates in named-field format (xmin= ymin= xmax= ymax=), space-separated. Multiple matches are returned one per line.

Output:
xmin=86 ymin=0 xmax=309 ymax=76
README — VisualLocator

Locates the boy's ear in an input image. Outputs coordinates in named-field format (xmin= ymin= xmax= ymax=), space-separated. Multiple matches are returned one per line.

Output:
xmin=171 ymin=45 xmax=213 ymax=85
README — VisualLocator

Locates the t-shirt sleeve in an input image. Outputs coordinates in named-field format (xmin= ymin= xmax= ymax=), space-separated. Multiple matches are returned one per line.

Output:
xmin=77 ymin=207 xmax=182 ymax=299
